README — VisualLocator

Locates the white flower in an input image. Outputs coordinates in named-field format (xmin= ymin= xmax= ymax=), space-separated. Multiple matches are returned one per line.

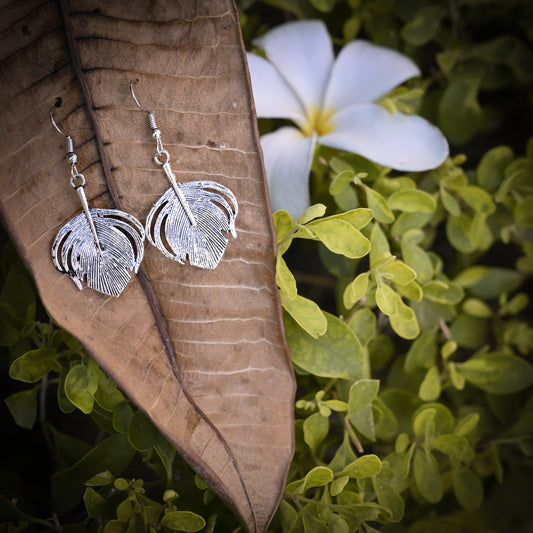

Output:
xmin=247 ymin=20 xmax=449 ymax=217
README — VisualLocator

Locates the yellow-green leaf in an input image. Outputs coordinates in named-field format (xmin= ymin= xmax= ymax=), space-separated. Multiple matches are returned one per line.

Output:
xmin=389 ymin=299 xmax=420 ymax=339
xmin=284 ymin=312 xmax=364 ymax=380
xmin=413 ymin=448 xmax=443 ymax=503
xmin=387 ymin=189 xmax=436 ymax=213
xmin=276 ymin=254 xmax=297 ymax=299
xmin=9 ymin=348 xmax=57 ymax=384
xmin=343 ymin=272 xmax=369 ymax=309
xmin=297 ymin=203 xmax=327 ymax=224
xmin=281 ymin=293 xmax=327 ymax=339
xmin=376 ymin=284 xmax=398 ymax=316
xmin=365 ymin=187 xmax=395 ymax=223
xmin=307 ymin=219 xmax=370 ymax=258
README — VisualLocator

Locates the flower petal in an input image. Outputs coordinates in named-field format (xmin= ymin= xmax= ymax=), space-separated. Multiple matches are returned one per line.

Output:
xmin=260 ymin=127 xmax=317 ymax=217
xmin=246 ymin=53 xmax=306 ymax=122
xmin=253 ymin=20 xmax=333 ymax=113
xmin=324 ymin=40 xmax=421 ymax=110
xmin=320 ymin=104 xmax=449 ymax=171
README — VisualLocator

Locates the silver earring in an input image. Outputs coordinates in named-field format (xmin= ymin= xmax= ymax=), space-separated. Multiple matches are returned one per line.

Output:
xmin=130 ymin=82 xmax=238 ymax=270
xmin=50 ymin=109 xmax=145 ymax=297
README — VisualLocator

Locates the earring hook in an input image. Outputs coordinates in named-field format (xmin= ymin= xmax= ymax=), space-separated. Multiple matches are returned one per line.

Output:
xmin=49 ymin=107 xmax=69 ymax=138
xmin=129 ymin=81 xmax=150 ymax=113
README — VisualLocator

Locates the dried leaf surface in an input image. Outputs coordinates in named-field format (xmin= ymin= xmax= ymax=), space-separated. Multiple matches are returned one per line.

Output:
xmin=0 ymin=1 xmax=295 ymax=531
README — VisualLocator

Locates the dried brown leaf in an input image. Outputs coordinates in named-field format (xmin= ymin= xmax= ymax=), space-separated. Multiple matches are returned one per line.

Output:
xmin=0 ymin=1 xmax=295 ymax=531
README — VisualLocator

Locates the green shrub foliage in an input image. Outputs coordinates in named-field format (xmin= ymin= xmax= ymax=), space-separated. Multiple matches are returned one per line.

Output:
xmin=2 ymin=0 xmax=533 ymax=531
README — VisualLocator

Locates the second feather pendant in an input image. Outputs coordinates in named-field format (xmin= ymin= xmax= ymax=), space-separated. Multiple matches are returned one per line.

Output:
xmin=131 ymin=82 xmax=238 ymax=270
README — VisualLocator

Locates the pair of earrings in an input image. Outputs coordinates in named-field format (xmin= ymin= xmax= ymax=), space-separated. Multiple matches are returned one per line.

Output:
xmin=51 ymin=83 xmax=238 ymax=298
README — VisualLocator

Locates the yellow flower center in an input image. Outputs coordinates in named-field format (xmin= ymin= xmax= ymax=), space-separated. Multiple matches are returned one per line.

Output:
xmin=300 ymin=106 xmax=335 ymax=137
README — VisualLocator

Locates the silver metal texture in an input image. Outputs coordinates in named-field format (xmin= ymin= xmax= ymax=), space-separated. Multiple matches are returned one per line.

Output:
xmin=146 ymin=180 xmax=238 ymax=269
xmin=52 ymin=207 xmax=145 ymax=297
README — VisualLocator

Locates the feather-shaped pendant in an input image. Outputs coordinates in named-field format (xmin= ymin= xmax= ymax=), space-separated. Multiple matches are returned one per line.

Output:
xmin=52 ymin=207 xmax=145 ymax=297
xmin=146 ymin=179 xmax=238 ymax=269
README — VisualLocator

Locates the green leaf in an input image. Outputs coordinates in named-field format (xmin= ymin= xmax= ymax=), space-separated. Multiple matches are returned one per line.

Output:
xmin=454 ymin=413 xmax=480 ymax=436
xmin=413 ymin=408 xmax=436 ymax=439
xmin=404 ymin=329 xmax=437 ymax=373
xmin=450 ymin=313 xmax=487 ymax=349
xmin=466 ymin=267 xmax=525 ymax=299
xmin=419 ymin=367 xmax=441 ymax=402
xmin=159 ymin=511 xmax=206 ymax=532
xmin=113 ymin=401 xmax=134 ymax=433
xmin=458 ymin=186 xmax=496 ymax=215
xmin=85 ymin=471 xmax=115 ymax=487
xmin=375 ymin=284 xmax=398 ymax=316
xmin=310 ymin=0 xmax=336 ymax=12
xmin=389 ymin=299 xmax=420 ymax=340
xmin=330 ymin=169 xmax=355 ymax=195
xmin=343 ymin=272 xmax=369 ymax=309
xmin=438 ymin=70 xmax=483 ymax=144
xmin=284 ymin=312 xmax=364 ymax=379
xmin=348 ymin=379 xmax=379 ymax=413
xmin=452 ymin=468 xmax=483 ymax=511
xmin=453 ymin=266 xmax=488 ymax=288
xmin=446 ymin=214 xmax=478 ymax=253
xmin=413 ymin=448 xmax=443 ymax=503
xmin=83 ymin=487 xmax=108 ymax=517
xmin=340 ymin=455 xmax=382 ymax=479
xmin=373 ymin=477 xmax=404 ymax=522
xmin=281 ymin=292 xmax=327 ymax=339
xmin=303 ymin=412 xmax=329 ymax=451
xmin=440 ymin=186 xmax=461 ymax=216
xmin=413 ymin=403 xmax=454 ymax=435
xmin=396 ymin=280 xmax=423 ymax=302
xmin=306 ymin=219 xmax=370 ymax=258
xmin=330 ymin=475 xmax=349 ymax=497
xmin=477 ymin=145 xmax=514 ymax=191
xmin=278 ymin=500 xmax=298 ymax=531
xmin=449 ymin=358 xmax=469 ymax=385
xmin=52 ymin=433 xmax=135 ymax=486
xmin=302 ymin=505 xmax=331 ymax=533
xmin=401 ymin=5 xmax=446 ymax=45
xmin=387 ymin=189 xmax=436 ymax=213
xmin=462 ymin=298 xmax=493 ymax=318
xmin=365 ymin=187 xmax=395 ymax=223
xmin=469 ymin=35 xmax=533 ymax=84
xmin=347 ymin=308 xmax=376 ymax=347
xmin=276 ymin=254 xmax=297 ymax=299
xmin=431 ymin=434 xmax=472 ymax=462
xmin=4 ymin=387 xmax=38 ymax=429
xmin=369 ymin=223 xmax=391 ymax=268
xmin=324 ymin=208 xmax=373 ymax=229
xmin=9 ymin=348 xmax=57 ymax=383
xmin=64 ymin=363 xmax=99 ymax=414
xmin=401 ymin=233 xmax=433 ymax=284
xmin=273 ymin=210 xmax=294 ymax=252
xmin=457 ymin=352 xmax=533 ymax=394
xmin=423 ymin=280 xmax=464 ymax=305
xmin=94 ymin=373 xmax=124 ymax=411
xmin=300 ymin=466 xmax=334 ymax=493
xmin=297 ymin=203 xmax=327 ymax=225
xmin=381 ymin=260 xmax=417 ymax=286
xmin=104 ymin=520 xmax=128 ymax=533
xmin=128 ymin=410 xmax=158 ymax=452
xmin=348 ymin=380 xmax=380 ymax=441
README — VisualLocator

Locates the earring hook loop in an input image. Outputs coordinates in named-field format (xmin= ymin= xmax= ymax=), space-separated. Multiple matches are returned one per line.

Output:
xmin=49 ymin=107 xmax=69 ymax=138
xmin=129 ymin=81 xmax=151 ymax=113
